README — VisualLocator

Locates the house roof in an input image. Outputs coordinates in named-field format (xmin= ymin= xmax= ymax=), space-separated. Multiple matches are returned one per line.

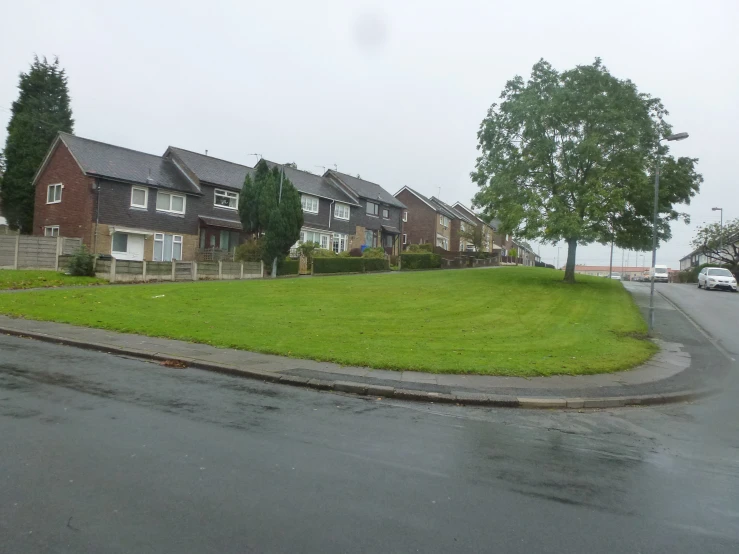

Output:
xmin=328 ymin=170 xmax=406 ymax=209
xmin=167 ymin=147 xmax=253 ymax=190
xmin=198 ymin=215 xmax=243 ymax=230
xmin=58 ymin=133 xmax=200 ymax=194
xmin=394 ymin=186 xmax=437 ymax=211
xmin=264 ymin=162 xmax=359 ymax=205
xmin=382 ymin=224 xmax=401 ymax=234
xmin=431 ymin=197 xmax=477 ymax=225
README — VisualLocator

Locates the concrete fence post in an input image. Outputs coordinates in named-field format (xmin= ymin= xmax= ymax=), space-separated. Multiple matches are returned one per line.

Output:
xmin=171 ymin=261 xmax=176 ymax=281
xmin=110 ymin=257 xmax=117 ymax=283
xmin=55 ymin=237 xmax=62 ymax=271
xmin=13 ymin=235 xmax=20 ymax=269
xmin=192 ymin=261 xmax=198 ymax=281
xmin=218 ymin=260 xmax=223 ymax=280
xmin=240 ymin=262 xmax=244 ymax=280
xmin=142 ymin=260 xmax=147 ymax=282
xmin=260 ymin=260 xmax=264 ymax=278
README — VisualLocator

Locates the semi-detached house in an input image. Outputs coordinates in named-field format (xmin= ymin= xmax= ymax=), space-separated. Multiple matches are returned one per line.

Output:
xmin=31 ymin=132 xmax=405 ymax=260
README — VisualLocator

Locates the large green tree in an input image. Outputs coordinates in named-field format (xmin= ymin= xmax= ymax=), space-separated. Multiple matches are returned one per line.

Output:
xmin=0 ymin=56 xmax=74 ymax=233
xmin=238 ymin=159 xmax=303 ymax=277
xmin=471 ymin=59 xmax=702 ymax=283
xmin=691 ymin=218 xmax=739 ymax=274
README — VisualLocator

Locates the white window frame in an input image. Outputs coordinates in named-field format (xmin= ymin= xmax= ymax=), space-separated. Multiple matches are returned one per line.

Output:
xmin=366 ymin=202 xmax=379 ymax=217
xmin=301 ymin=195 xmax=319 ymax=214
xmin=320 ymin=235 xmax=330 ymax=249
xmin=332 ymin=233 xmax=348 ymax=253
xmin=156 ymin=191 xmax=186 ymax=214
xmin=403 ymin=211 xmax=407 ymax=222
xmin=153 ymin=233 xmax=184 ymax=261
xmin=47 ymin=183 xmax=62 ymax=204
xmin=402 ymin=233 xmax=407 ymax=245
xmin=214 ymin=189 xmax=239 ymax=210
xmin=112 ymin=232 xmax=129 ymax=254
xmin=334 ymin=202 xmax=350 ymax=220
xmin=382 ymin=208 xmax=390 ymax=219
xmin=439 ymin=214 xmax=449 ymax=228
xmin=44 ymin=225 xmax=59 ymax=237
xmin=131 ymin=186 xmax=149 ymax=209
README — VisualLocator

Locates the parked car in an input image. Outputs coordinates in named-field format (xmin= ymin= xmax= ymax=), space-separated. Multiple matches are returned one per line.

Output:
xmin=697 ymin=267 xmax=738 ymax=292
xmin=609 ymin=273 xmax=621 ymax=280
xmin=650 ymin=264 xmax=669 ymax=283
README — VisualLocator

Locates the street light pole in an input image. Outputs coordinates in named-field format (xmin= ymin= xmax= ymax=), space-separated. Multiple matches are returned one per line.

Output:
xmin=649 ymin=132 xmax=689 ymax=333
xmin=712 ymin=207 xmax=724 ymax=252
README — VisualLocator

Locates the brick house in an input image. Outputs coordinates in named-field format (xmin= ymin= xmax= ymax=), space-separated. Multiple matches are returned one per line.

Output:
xmin=31 ymin=132 xmax=404 ymax=260
xmin=393 ymin=187 xmax=480 ymax=252
xmin=451 ymin=202 xmax=501 ymax=256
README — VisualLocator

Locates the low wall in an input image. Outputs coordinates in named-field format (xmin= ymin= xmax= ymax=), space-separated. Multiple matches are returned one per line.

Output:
xmin=95 ymin=259 xmax=264 ymax=283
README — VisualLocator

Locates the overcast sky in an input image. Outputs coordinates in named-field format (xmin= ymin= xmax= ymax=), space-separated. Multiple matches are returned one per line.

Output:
xmin=2 ymin=0 xmax=737 ymax=268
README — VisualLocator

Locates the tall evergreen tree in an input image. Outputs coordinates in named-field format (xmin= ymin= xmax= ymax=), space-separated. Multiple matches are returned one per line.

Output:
xmin=0 ymin=56 xmax=74 ymax=232
xmin=238 ymin=159 xmax=303 ymax=276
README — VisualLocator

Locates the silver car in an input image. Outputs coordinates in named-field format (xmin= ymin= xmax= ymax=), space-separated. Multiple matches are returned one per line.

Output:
xmin=697 ymin=267 xmax=738 ymax=292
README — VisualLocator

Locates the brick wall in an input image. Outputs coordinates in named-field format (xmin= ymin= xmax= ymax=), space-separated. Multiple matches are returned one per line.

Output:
xmin=33 ymin=141 xmax=95 ymax=244
xmin=95 ymin=223 xmax=198 ymax=261
xmin=395 ymin=189 xmax=436 ymax=246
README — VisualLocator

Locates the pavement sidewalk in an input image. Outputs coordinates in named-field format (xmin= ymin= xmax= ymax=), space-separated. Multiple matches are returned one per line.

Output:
xmin=0 ymin=283 xmax=728 ymax=408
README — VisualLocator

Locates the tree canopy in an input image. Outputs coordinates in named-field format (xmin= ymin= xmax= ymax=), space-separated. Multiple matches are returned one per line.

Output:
xmin=0 ymin=56 xmax=74 ymax=232
xmin=238 ymin=160 xmax=303 ymax=276
xmin=471 ymin=58 xmax=702 ymax=282
xmin=691 ymin=217 xmax=739 ymax=272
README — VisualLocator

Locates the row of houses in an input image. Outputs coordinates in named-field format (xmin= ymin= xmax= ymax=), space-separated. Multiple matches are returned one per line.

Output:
xmin=29 ymin=132 xmax=539 ymax=264
xmin=678 ymin=244 xmax=738 ymax=271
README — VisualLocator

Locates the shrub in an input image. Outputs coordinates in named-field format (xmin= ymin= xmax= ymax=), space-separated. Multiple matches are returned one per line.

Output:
xmin=400 ymin=253 xmax=442 ymax=270
xmin=362 ymin=247 xmax=385 ymax=258
xmin=277 ymin=258 xmax=299 ymax=276
xmin=363 ymin=258 xmax=390 ymax=272
xmin=313 ymin=248 xmax=336 ymax=258
xmin=313 ymin=257 xmax=365 ymax=274
xmin=349 ymin=247 xmax=363 ymax=257
xmin=337 ymin=250 xmax=351 ymax=258
xmin=67 ymin=247 xmax=95 ymax=277
xmin=389 ymin=254 xmax=399 ymax=266
xmin=297 ymin=241 xmax=320 ymax=261
xmin=235 ymin=239 xmax=262 ymax=262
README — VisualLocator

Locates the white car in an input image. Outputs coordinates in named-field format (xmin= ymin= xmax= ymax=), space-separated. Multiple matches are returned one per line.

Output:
xmin=697 ymin=267 xmax=737 ymax=292
xmin=609 ymin=273 xmax=621 ymax=280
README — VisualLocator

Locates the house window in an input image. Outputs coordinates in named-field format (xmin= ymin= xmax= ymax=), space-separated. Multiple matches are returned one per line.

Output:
xmin=334 ymin=203 xmax=350 ymax=220
xmin=366 ymin=202 xmax=379 ymax=216
xmin=364 ymin=230 xmax=376 ymax=248
xmin=333 ymin=233 xmax=348 ymax=253
xmin=402 ymin=234 xmax=407 ymax=245
xmin=131 ymin=186 xmax=148 ymax=209
xmin=301 ymin=195 xmax=319 ymax=214
xmin=439 ymin=214 xmax=449 ymax=227
xmin=214 ymin=189 xmax=239 ymax=209
xmin=402 ymin=211 xmax=407 ymax=222
xmin=384 ymin=234 xmax=393 ymax=247
xmin=112 ymin=232 xmax=128 ymax=253
xmin=382 ymin=208 xmax=389 ymax=219
xmin=299 ymin=230 xmax=331 ymax=249
xmin=436 ymin=235 xmax=448 ymax=250
xmin=44 ymin=225 xmax=60 ymax=237
xmin=47 ymin=183 xmax=62 ymax=204
xmin=320 ymin=235 xmax=329 ymax=249
xmin=156 ymin=191 xmax=186 ymax=214
xmin=154 ymin=233 xmax=183 ymax=261
xmin=460 ymin=222 xmax=466 ymax=232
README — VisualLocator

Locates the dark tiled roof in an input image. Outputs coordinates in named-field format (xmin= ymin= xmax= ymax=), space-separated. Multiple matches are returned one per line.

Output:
xmin=430 ymin=197 xmax=476 ymax=225
xmin=263 ymin=161 xmax=359 ymax=205
xmin=59 ymin=133 xmax=199 ymax=194
xmin=382 ymin=225 xmax=401 ymax=234
xmin=168 ymin=147 xmax=253 ymax=190
xmin=328 ymin=170 xmax=406 ymax=209
xmin=199 ymin=215 xmax=243 ymax=230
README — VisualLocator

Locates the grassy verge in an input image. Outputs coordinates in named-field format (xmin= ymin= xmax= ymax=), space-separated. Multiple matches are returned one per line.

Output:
xmin=0 ymin=267 xmax=655 ymax=376
xmin=0 ymin=270 xmax=106 ymax=290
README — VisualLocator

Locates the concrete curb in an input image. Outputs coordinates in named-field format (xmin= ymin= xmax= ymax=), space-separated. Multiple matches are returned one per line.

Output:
xmin=0 ymin=325 xmax=716 ymax=409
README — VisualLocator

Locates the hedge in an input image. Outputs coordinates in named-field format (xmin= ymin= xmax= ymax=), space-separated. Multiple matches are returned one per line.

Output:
xmin=277 ymin=259 xmax=299 ymax=276
xmin=400 ymin=253 xmax=442 ymax=270
xmin=313 ymin=257 xmax=389 ymax=274
xmin=363 ymin=258 xmax=390 ymax=272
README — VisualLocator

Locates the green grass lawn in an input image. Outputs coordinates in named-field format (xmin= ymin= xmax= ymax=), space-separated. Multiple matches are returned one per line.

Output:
xmin=0 ymin=270 xmax=106 ymax=290
xmin=0 ymin=267 xmax=655 ymax=376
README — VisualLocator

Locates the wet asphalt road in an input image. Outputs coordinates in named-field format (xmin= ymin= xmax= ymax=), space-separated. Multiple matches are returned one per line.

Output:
xmin=1 ymin=285 xmax=739 ymax=553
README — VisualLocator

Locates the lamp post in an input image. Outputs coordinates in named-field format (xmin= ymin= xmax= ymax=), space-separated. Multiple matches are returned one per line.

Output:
xmin=649 ymin=132 xmax=689 ymax=333
xmin=712 ymin=207 xmax=724 ymax=251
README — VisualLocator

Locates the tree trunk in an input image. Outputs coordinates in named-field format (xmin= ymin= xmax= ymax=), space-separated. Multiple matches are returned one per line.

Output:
xmin=563 ymin=239 xmax=578 ymax=283
xmin=271 ymin=257 xmax=278 ymax=278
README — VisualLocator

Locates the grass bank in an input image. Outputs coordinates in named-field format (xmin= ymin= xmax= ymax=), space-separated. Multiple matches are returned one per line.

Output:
xmin=0 ymin=270 xmax=106 ymax=290
xmin=0 ymin=267 xmax=655 ymax=375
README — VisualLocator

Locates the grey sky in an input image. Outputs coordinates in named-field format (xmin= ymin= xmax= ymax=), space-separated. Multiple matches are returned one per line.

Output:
xmin=2 ymin=0 xmax=737 ymax=269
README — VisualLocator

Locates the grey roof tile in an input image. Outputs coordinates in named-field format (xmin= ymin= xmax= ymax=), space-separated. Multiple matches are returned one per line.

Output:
xmin=263 ymin=161 xmax=359 ymax=205
xmin=431 ymin=197 xmax=477 ymax=225
xmin=198 ymin=215 xmax=243 ymax=230
xmin=59 ymin=133 xmax=199 ymax=195
xmin=168 ymin=147 xmax=253 ymax=190
xmin=328 ymin=170 xmax=406 ymax=209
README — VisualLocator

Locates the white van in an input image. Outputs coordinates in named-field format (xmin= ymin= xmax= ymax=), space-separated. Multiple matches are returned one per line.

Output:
xmin=650 ymin=265 xmax=669 ymax=283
